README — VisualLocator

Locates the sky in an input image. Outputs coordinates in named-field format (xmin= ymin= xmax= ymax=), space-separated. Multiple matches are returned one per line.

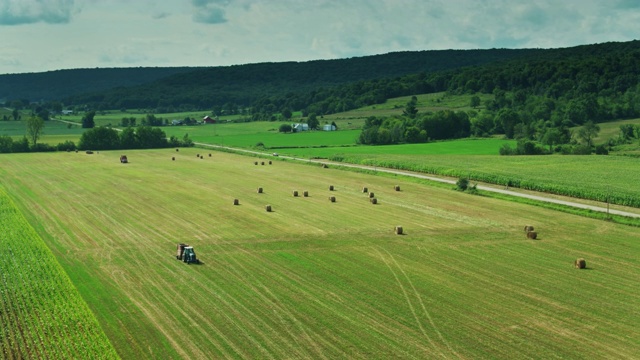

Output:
xmin=0 ymin=0 xmax=639 ymax=75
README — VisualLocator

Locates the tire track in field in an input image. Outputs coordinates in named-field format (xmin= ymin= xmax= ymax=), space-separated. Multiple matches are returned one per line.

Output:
xmin=382 ymin=248 xmax=462 ymax=359
xmin=220 ymin=246 xmax=330 ymax=360
xmin=373 ymin=247 xmax=446 ymax=358
xmin=229 ymin=246 xmax=429 ymax=357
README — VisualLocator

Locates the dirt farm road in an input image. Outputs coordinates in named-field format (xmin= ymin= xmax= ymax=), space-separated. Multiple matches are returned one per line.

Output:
xmin=196 ymin=142 xmax=640 ymax=219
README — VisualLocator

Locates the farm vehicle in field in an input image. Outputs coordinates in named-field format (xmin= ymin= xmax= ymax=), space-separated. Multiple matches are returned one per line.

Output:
xmin=176 ymin=243 xmax=200 ymax=264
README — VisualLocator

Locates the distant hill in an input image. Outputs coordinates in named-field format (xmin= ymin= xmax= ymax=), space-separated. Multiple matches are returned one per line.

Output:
xmin=0 ymin=67 xmax=203 ymax=102
xmin=1 ymin=48 xmax=542 ymax=106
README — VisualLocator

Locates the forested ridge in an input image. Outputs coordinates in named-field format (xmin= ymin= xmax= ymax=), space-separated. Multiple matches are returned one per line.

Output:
xmin=0 ymin=67 xmax=203 ymax=101
xmin=57 ymin=48 xmax=540 ymax=110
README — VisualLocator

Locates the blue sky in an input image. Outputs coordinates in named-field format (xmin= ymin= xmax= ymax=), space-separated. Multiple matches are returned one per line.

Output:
xmin=1 ymin=0 xmax=639 ymax=74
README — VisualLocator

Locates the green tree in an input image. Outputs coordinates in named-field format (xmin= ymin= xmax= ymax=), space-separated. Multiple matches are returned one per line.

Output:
xmin=541 ymin=127 xmax=563 ymax=152
xmin=577 ymin=121 xmax=600 ymax=147
xmin=12 ymin=109 xmax=20 ymax=121
xmin=279 ymin=124 xmax=292 ymax=133
xmin=82 ymin=111 xmax=96 ymax=128
xmin=307 ymin=113 xmax=319 ymax=130
xmin=470 ymin=95 xmax=481 ymax=108
xmin=403 ymin=96 xmax=418 ymax=118
xmin=281 ymin=108 xmax=292 ymax=120
xmin=26 ymin=116 xmax=45 ymax=147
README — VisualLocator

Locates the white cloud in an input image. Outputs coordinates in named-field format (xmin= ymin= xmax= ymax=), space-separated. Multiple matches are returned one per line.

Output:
xmin=0 ymin=0 xmax=77 ymax=25
xmin=1 ymin=0 xmax=639 ymax=74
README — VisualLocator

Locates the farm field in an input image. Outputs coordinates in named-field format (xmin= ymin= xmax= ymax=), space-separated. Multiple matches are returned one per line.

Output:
xmin=1 ymin=149 xmax=639 ymax=359
xmin=0 ymin=119 xmax=84 ymax=145
xmin=0 ymin=187 xmax=118 ymax=359
xmin=323 ymin=153 xmax=640 ymax=208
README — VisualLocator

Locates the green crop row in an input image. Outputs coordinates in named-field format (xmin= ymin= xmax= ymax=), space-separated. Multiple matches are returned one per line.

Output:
xmin=329 ymin=154 xmax=640 ymax=208
xmin=0 ymin=187 xmax=119 ymax=359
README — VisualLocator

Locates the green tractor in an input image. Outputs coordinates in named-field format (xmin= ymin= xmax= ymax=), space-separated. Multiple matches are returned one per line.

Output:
xmin=176 ymin=243 xmax=200 ymax=264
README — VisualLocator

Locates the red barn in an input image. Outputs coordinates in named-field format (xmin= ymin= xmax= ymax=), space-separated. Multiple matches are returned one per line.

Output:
xmin=203 ymin=116 xmax=216 ymax=124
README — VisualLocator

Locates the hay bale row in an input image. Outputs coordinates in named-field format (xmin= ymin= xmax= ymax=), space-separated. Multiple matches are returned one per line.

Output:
xmin=293 ymin=191 xmax=298 ymax=197
xmin=254 ymin=161 xmax=258 ymax=165
xmin=526 ymin=231 xmax=537 ymax=239
xmin=395 ymin=226 xmax=403 ymax=235
xmin=303 ymin=191 xmax=309 ymax=197
xmin=575 ymin=258 xmax=586 ymax=269
xmin=261 ymin=161 xmax=265 ymax=165
xmin=329 ymin=196 xmax=336 ymax=203
xmin=370 ymin=198 xmax=377 ymax=204
xmin=362 ymin=187 xmax=368 ymax=193
xmin=368 ymin=192 xmax=375 ymax=198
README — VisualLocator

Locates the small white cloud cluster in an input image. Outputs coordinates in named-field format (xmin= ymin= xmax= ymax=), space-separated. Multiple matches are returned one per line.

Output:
xmin=0 ymin=0 xmax=76 ymax=26
xmin=192 ymin=0 xmax=230 ymax=24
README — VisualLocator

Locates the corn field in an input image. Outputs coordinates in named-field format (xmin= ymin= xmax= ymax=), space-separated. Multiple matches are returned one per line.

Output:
xmin=0 ymin=187 xmax=119 ymax=359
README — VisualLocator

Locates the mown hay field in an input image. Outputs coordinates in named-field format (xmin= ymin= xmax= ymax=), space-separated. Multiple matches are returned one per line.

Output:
xmin=1 ymin=149 xmax=639 ymax=359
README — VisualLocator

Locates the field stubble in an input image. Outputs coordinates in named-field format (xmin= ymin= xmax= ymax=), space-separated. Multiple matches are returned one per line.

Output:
xmin=0 ymin=149 xmax=638 ymax=359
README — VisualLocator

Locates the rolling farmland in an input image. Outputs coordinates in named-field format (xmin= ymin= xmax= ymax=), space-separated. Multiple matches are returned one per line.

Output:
xmin=1 ymin=149 xmax=639 ymax=359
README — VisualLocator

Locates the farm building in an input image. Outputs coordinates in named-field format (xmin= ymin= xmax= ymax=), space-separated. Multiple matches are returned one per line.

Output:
xmin=203 ymin=116 xmax=216 ymax=124
xmin=293 ymin=123 xmax=309 ymax=132
xmin=171 ymin=119 xmax=182 ymax=125
xmin=323 ymin=124 xmax=336 ymax=131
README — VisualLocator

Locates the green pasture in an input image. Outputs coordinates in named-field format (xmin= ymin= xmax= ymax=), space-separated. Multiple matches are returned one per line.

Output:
xmin=323 ymin=92 xmax=492 ymax=121
xmin=0 ymin=119 xmax=84 ymax=144
xmin=1 ymin=149 xmax=639 ymax=359
xmin=275 ymin=138 xmax=516 ymax=157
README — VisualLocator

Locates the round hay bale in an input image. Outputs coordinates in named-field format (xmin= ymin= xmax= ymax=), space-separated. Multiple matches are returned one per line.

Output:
xmin=329 ymin=185 xmax=334 ymax=191
xmin=233 ymin=199 xmax=239 ymax=205
xmin=261 ymin=161 xmax=265 ymax=165
xmin=293 ymin=190 xmax=299 ymax=197
xmin=303 ymin=191 xmax=309 ymax=197
xmin=269 ymin=161 xmax=272 ymax=165
xmin=265 ymin=205 xmax=272 ymax=212
xmin=172 ymin=157 xmax=175 ymax=161
xmin=368 ymin=192 xmax=375 ymax=198
xmin=526 ymin=231 xmax=538 ymax=239
xmin=209 ymin=153 xmax=211 ymax=157
xmin=254 ymin=161 xmax=258 ymax=165
xmin=257 ymin=187 xmax=263 ymax=193
xmin=524 ymin=225 xmax=535 ymax=232
xmin=394 ymin=185 xmax=401 ymax=191
xmin=362 ymin=187 xmax=368 ymax=193
xmin=395 ymin=226 xmax=403 ymax=235
xmin=75 ymin=150 xmax=78 ymax=153
xmin=176 ymin=148 xmax=179 ymax=152
xmin=575 ymin=258 xmax=586 ymax=269
xmin=370 ymin=198 xmax=378 ymax=204
xmin=196 ymin=154 xmax=200 ymax=157
xmin=329 ymin=196 xmax=336 ymax=202
xmin=322 ymin=164 xmax=328 ymax=168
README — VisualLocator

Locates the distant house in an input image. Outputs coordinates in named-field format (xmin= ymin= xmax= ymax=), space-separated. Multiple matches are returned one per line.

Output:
xmin=171 ymin=119 xmax=182 ymax=126
xmin=323 ymin=124 xmax=336 ymax=131
xmin=293 ymin=123 xmax=309 ymax=132
xmin=203 ymin=116 xmax=216 ymax=124
xmin=61 ymin=110 xmax=73 ymax=115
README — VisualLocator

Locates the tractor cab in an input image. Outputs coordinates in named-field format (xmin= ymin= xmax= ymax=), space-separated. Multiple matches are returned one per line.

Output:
xmin=176 ymin=243 xmax=200 ymax=264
